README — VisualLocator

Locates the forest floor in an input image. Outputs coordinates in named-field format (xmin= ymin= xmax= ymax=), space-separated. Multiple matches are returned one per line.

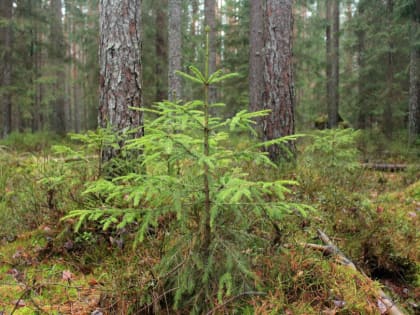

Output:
xmin=0 ymin=133 xmax=419 ymax=315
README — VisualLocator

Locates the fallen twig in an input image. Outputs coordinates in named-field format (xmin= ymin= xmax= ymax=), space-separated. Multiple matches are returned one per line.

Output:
xmin=362 ymin=163 xmax=419 ymax=172
xmin=10 ymin=288 xmax=29 ymax=315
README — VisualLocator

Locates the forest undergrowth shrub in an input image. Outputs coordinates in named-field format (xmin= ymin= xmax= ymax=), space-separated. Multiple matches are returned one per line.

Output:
xmin=325 ymin=178 xmax=420 ymax=287
xmin=63 ymin=38 xmax=312 ymax=313
xmin=296 ymin=129 xmax=419 ymax=303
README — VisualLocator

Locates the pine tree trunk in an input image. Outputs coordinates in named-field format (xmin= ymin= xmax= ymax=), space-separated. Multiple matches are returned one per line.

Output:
xmin=262 ymin=0 xmax=296 ymax=161
xmin=98 ymin=0 xmax=143 ymax=162
xmin=155 ymin=0 xmax=167 ymax=101
xmin=168 ymin=0 xmax=182 ymax=101
xmin=249 ymin=0 xmax=264 ymax=116
xmin=205 ymin=0 xmax=217 ymax=103
xmin=0 ymin=0 xmax=13 ymax=138
xmin=408 ymin=19 xmax=419 ymax=144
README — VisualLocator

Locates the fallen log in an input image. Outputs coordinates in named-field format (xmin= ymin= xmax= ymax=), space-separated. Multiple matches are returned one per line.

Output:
xmin=362 ymin=163 xmax=409 ymax=172
xmin=304 ymin=229 xmax=405 ymax=315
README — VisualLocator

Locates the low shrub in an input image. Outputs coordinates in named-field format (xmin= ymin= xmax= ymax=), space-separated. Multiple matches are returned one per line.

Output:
xmin=63 ymin=59 xmax=311 ymax=313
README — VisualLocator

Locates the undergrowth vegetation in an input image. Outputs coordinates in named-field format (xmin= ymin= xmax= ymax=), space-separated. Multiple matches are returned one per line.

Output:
xmin=0 ymin=71 xmax=419 ymax=314
xmin=0 ymin=126 xmax=419 ymax=314
xmin=61 ymin=60 xmax=312 ymax=313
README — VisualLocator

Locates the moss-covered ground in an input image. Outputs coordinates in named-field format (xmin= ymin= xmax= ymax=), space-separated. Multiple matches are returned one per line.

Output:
xmin=0 ymin=132 xmax=418 ymax=314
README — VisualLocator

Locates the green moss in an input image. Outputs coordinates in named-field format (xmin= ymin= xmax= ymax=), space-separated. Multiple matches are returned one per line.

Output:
xmin=13 ymin=307 xmax=36 ymax=315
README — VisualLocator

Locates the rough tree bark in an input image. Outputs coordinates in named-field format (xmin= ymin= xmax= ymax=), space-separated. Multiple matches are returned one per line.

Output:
xmin=168 ymin=0 xmax=182 ymax=101
xmin=99 ymin=0 xmax=143 ymax=162
xmin=205 ymin=0 xmax=217 ymax=103
xmin=262 ymin=0 xmax=296 ymax=161
xmin=249 ymin=0 xmax=264 ymax=116
xmin=0 ymin=0 xmax=13 ymax=138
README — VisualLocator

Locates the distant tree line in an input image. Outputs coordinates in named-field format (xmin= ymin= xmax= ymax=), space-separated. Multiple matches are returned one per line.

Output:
xmin=1 ymin=0 xmax=419 ymax=147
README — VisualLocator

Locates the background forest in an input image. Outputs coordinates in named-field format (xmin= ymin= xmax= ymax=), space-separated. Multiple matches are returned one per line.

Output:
xmin=0 ymin=0 xmax=419 ymax=141
xmin=0 ymin=0 xmax=419 ymax=315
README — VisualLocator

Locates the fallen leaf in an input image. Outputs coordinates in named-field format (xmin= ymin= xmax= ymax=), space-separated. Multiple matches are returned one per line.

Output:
xmin=62 ymin=270 xmax=74 ymax=281
xmin=63 ymin=240 xmax=74 ymax=250
xmin=12 ymin=250 xmax=22 ymax=260
xmin=88 ymin=278 xmax=99 ymax=286
xmin=407 ymin=211 xmax=417 ymax=218
xmin=333 ymin=299 xmax=345 ymax=308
